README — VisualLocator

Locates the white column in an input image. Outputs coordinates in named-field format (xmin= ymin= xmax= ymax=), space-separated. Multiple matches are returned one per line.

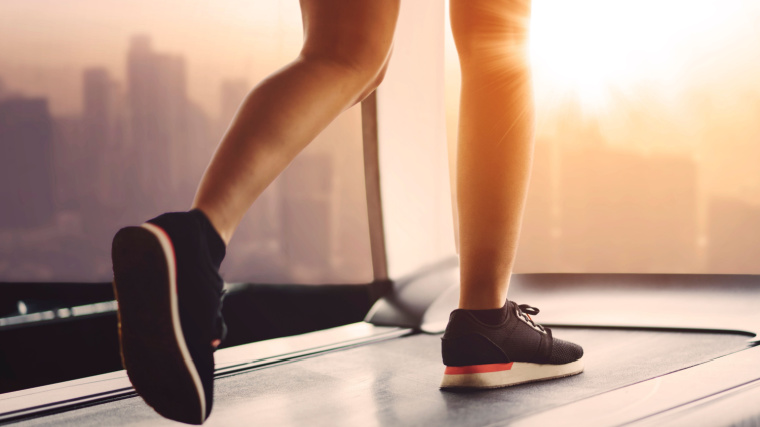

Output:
xmin=375 ymin=0 xmax=456 ymax=279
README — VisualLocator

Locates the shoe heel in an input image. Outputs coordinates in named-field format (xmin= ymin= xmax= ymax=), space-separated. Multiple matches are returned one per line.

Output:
xmin=440 ymin=363 xmax=515 ymax=389
xmin=111 ymin=225 xmax=207 ymax=424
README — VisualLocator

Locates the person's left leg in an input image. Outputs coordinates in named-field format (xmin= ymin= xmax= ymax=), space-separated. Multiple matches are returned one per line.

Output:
xmin=192 ymin=0 xmax=399 ymax=246
xmin=112 ymin=1 xmax=400 ymax=424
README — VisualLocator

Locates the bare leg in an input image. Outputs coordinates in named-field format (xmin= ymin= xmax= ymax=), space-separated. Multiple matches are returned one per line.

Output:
xmin=451 ymin=0 xmax=534 ymax=309
xmin=192 ymin=0 xmax=400 ymax=245
xmin=442 ymin=6 xmax=585 ymax=383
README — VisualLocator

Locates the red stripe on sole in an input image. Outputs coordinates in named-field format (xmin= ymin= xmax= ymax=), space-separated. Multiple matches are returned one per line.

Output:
xmin=445 ymin=363 xmax=514 ymax=375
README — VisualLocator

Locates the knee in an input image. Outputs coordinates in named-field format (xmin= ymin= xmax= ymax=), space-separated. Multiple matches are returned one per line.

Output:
xmin=341 ymin=42 xmax=392 ymax=94
xmin=349 ymin=56 xmax=391 ymax=106
xmin=450 ymin=0 xmax=531 ymax=63
xmin=300 ymin=34 xmax=393 ymax=94
xmin=368 ymin=53 xmax=391 ymax=92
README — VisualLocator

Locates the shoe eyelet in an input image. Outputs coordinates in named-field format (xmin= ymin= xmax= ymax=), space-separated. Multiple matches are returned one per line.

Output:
xmin=516 ymin=308 xmax=544 ymax=332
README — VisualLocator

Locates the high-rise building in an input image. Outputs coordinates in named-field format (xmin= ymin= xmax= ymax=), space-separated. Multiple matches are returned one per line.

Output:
xmin=51 ymin=116 xmax=84 ymax=210
xmin=0 ymin=97 xmax=55 ymax=228
xmin=178 ymin=100 xmax=214 ymax=202
xmin=280 ymin=151 xmax=335 ymax=283
xmin=0 ymin=77 xmax=22 ymax=103
xmin=82 ymin=67 xmax=127 ymax=208
xmin=127 ymin=35 xmax=188 ymax=211
xmin=515 ymin=137 xmax=560 ymax=272
xmin=83 ymin=68 xmax=113 ymax=146
xmin=219 ymin=78 xmax=249 ymax=132
xmin=558 ymin=144 xmax=698 ymax=273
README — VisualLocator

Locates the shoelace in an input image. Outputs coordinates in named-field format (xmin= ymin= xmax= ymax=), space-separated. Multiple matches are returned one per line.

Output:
xmin=517 ymin=303 xmax=545 ymax=332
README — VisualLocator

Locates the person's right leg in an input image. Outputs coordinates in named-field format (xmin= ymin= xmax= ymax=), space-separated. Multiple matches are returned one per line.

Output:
xmin=112 ymin=1 xmax=400 ymax=423
xmin=441 ymin=0 xmax=583 ymax=389
xmin=452 ymin=0 xmax=534 ymax=311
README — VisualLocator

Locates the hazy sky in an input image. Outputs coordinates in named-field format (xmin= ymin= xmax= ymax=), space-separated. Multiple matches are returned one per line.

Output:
xmin=0 ymin=0 xmax=302 ymax=65
xmin=3 ymin=0 xmax=760 ymax=117
xmin=0 ymin=0 xmax=304 ymax=116
xmin=3 ymin=0 xmax=760 ymax=199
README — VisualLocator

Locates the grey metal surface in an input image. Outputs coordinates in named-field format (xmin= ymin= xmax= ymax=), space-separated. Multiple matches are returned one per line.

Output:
xmin=367 ymin=268 xmax=760 ymax=341
xmin=513 ymin=342 xmax=760 ymax=427
xmin=365 ymin=257 xmax=458 ymax=328
xmin=630 ymin=378 xmax=760 ymax=427
xmin=422 ymin=273 xmax=760 ymax=340
xmin=0 ymin=323 xmax=408 ymax=423
xmin=0 ymin=301 xmax=117 ymax=329
xmin=15 ymin=328 xmax=750 ymax=426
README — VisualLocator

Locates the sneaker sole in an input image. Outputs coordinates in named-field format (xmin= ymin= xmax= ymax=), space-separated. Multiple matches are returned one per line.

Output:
xmin=439 ymin=358 xmax=584 ymax=389
xmin=112 ymin=224 xmax=206 ymax=424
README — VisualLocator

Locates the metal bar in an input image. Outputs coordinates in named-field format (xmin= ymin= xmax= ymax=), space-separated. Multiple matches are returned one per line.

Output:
xmin=361 ymin=91 xmax=389 ymax=282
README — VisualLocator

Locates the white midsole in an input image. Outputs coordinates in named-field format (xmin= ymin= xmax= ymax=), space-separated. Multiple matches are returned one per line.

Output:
xmin=141 ymin=223 xmax=206 ymax=423
xmin=440 ymin=358 xmax=584 ymax=389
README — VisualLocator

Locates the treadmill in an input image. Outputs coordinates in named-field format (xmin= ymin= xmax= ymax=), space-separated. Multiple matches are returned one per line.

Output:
xmin=3 ymin=269 xmax=759 ymax=426
xmin=2 ymin=2 xmax=760 ymax=426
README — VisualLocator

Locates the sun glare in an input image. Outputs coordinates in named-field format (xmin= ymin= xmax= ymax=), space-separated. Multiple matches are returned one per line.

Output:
xmin=529 ymin=0 xmax=731 ymax=112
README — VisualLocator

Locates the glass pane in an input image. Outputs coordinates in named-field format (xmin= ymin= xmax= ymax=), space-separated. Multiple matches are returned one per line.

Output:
xmin=445 ymin=0 xmax=760 ymax=274
xmin=0 ymin=1 xmax=371 ymax=284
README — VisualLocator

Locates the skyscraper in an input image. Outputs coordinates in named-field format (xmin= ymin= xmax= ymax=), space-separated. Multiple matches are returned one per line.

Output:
xmin=515 ymin=137 xmax=559 ymax=272
xmin=83 ymin=67 xmax=127 ymax=207
xmin=0 ymin=97 xmax=55 ymax=228
xmin=127 ymin=35 xmax=188 ymax=211
xmin=558 ymin=145 xmax=698 ymax=273
xmin=280 ymin=151 xmax=335 ymax=283
xmin=219 ymin=78 xmax=249 ymax=131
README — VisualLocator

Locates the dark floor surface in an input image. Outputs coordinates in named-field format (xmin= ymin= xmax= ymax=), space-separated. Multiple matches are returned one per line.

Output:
xmin=17 ymin=328 xmax=750 ymax=427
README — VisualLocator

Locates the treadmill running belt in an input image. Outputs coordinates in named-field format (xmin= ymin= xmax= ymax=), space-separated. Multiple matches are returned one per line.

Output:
xmin=15 ymin=328 xmax=750 ymax=426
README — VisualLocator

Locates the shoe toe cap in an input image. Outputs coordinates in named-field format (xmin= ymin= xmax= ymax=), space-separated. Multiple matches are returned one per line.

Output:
xmin=548 ymin=337 xmax=584 ymax=364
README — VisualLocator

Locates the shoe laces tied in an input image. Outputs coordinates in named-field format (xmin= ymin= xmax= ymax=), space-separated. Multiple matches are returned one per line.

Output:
xmin=517 ymin=304 xmax=545 ymax=332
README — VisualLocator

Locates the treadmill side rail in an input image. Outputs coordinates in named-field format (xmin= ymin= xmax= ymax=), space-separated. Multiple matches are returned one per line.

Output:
xmin=511 ymin=344 xmax=760 ymax=427
xmin=0 ymin=322 xmax=410 ymax=424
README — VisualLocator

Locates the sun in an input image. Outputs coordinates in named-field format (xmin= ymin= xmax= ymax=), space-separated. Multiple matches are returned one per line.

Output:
xmin=528 ymin=0 xmax=729 ymax=113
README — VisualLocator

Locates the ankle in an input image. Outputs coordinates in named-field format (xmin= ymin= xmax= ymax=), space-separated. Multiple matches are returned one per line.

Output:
xmin=189 ymin=205 xmax=231 ymax=246
xmin=460 ymin=302 xmax=508 ymax=325
xmin=188 ymin=208 xmax=227 ymax=269
xmin=458 ymin=293 xmax=508 ymax=311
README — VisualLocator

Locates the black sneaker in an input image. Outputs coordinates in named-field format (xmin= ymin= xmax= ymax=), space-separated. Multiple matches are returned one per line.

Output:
xmin=440 ymin=300 xmax=583 ymax=389
xmin=111 ymin=209 xmax=227 ymax=424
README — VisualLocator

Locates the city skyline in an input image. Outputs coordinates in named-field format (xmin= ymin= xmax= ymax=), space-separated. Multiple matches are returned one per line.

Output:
xmin=0 ymin=33 xmax=372 ymax=284
xmin=0 ymin=0 xmax=304 ymax=118
xmin=3 ymin=22 xmax=760 ymax=281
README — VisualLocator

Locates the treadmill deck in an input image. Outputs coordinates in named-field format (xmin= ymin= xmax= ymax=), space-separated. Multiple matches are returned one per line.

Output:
xmin=14 ymin=327 xmax=750 ymax=427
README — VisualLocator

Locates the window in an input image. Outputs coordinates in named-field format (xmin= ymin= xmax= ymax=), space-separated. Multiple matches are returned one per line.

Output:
xmin=445 ymin=0 xmax=760 ymax=274
xmin=0 ymin=1 xmax=372 ymax=284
